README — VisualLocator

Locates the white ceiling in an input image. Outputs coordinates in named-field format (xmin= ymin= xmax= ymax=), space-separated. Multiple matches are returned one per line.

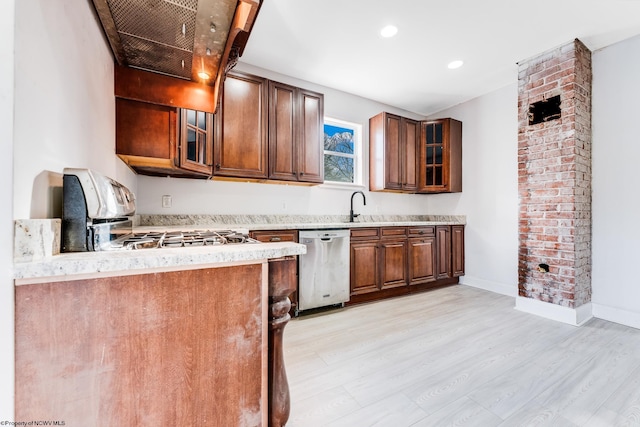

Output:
xmin=240 ymin=0 xmax=640 ymax=116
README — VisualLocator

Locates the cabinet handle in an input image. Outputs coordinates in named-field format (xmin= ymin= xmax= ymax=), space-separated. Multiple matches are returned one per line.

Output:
xmin=270 ymin=237 xmax=282 ymax=242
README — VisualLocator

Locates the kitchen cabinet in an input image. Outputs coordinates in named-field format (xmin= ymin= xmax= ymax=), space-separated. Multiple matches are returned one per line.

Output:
xmin=436 ymin=225 xmax=452 ymax=279
xmin=369 ymin=112 xmax=419 ymax=192
xmin=418 ymin=118 xmax=463 ymax=193
xmin=15 ymin=264 xmax=267 ymax=425
xmin=349 ymin=225 xmax=463 ymax=305
xmin=214 ymin=72 xmax=269 ymax=178
xmin=215 ymin=71 xmax=324 ymax=183
xmin=269 ymin=82 xmax=324 ymax=183
xmin=115 ymin=66 xmax=215 ymax=178
xmin=116 ymin=99 xmax=214 ymax=178
xmin=452 ymin=225 xmax=466 ymax=277
xmin=380 ymin=227 xmax=408 ymax=290
xmin=349 ymin=228 xmax=380 ymax=296
xmin=408 ymin=226 xmax=436 ymax=285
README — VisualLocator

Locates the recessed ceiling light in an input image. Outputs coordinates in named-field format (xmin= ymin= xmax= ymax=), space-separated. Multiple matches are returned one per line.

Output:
xmin=448 ymin=60 xmax=464 ymax=69
xmin=380 ymin=25 xmax=398 ymax=38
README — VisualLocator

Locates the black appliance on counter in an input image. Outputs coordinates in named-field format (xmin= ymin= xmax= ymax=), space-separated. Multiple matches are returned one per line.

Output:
xmin=62 ymin=168 xmax=136 ymax=252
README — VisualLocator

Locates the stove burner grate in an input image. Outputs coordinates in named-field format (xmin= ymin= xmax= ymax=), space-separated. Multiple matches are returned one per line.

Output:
xmin=118 ymin=229 xmax=259 ymax=250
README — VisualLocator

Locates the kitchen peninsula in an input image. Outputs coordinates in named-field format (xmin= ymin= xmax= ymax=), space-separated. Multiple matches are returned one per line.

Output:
xmin=13 ymin=219 xmax=304 ymax=426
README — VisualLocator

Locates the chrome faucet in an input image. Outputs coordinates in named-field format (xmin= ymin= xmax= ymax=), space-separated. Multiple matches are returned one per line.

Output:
xmin=350 ymin=191 xmax=366 ymax=222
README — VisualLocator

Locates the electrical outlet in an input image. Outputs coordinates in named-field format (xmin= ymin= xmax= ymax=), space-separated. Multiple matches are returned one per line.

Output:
xmin=162 ymin=195 xmax=172 ymax=208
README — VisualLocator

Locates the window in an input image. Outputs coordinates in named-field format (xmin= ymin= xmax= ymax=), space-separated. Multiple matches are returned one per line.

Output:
xmin=323 ymin=118 xmax=362 ymax=186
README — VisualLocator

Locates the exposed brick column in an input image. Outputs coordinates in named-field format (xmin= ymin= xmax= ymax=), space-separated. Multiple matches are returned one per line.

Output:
xmin=517 ymin=39 xmax=592 ymax=309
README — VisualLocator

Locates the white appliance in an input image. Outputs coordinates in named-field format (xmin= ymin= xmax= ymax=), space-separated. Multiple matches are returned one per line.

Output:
xmin=298 ymin=229 xmax=350 ymax=312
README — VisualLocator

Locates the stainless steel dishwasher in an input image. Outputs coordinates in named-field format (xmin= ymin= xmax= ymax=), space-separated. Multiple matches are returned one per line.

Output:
xmin=298 ymin=229 xmax=350 ymax=312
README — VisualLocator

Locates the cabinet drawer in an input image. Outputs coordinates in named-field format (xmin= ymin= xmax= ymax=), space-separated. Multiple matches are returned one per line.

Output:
xmin=250 ymin=230 xmax=298 ymax=243
xmin=408 ymin=226 xmax=435 ymax=237
xmin=350 ymin=228 xmax=380 ymax=240
xmin=381 ymin=227 xmax=407 ymax=238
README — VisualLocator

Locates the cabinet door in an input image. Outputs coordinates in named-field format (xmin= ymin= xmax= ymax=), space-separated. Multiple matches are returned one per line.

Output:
xmin=402 ymin=118 xmax=419 ymax=191
xmin=179 ymin=109 xmax=213 ymax=175
xmin=380 ymin=239 xmax=407 ymax=290
xmin=408 ymin=236 xmax=436 ymax=285
xmin=268 ymin=81 xmax=297 ymax=181
xmin=297 ymin=88 xmax=324 ymax=183
xmin=350 ymin=241 xmax=379 ymax=295
xmin=451 ymin=225 xmax=465 ymax=277
xmin=384 ymin=113 xmax=403 ymax=190
xmin=215 ymin=72 xmax=268 ymax=178
xmin=436 ymin=226 xmax=452 ymax=279
xmin=419 ymin=118 xmax=462 ymax=193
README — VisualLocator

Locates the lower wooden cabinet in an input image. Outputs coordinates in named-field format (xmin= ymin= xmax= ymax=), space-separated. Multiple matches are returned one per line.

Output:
xmin=380 ymin=229 xmax=408 ymax=290
xmin=350 ymin=239 xmax=379 ymax=295
xmin=408 ymin=227 xmax=437 ymax=286
xmin=349 ymin=225 xmax=464 ymax=305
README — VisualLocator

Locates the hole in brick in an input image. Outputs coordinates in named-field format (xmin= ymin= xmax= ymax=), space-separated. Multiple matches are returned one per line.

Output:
xmin=538 ymin=263 xmax=550 ymax=273
xmin=528 ymin=95 xmax=561 ymax=125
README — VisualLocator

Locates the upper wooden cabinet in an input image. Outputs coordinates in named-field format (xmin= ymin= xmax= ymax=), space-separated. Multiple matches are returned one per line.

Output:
xmin=215 ymin=72 xmax=324 ymax=184
xmin=116 ymin=97 xmax=213 ymax=178
xmin=418 ymin=118 xmax=462 ymax=193
xmin=269 ymin=82 xmax=324 ymax=183
xmin=369 ymin=113 xmax=462 ymax=194
xmin=92 ymin=0 xmax=262 ymax=113
xmin=214 ymin=72 xmax=269 ymax=179
xmin=369 ymin=112 xmax=419 ymax=192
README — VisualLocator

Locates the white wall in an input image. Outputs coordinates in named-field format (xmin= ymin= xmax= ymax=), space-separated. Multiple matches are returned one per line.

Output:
xmin=1 ymin=0 xmax=15 ymax=420
xmin=13 ymin=0 xmax=135 ymax=220
xmin=427 ymin=85 xmax=520 ymax=296
xmin=591 ymin=34 xmax=640 ymax=328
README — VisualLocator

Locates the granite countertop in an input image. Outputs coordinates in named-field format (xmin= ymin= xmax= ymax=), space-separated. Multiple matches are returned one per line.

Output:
xmin=14 ymin=214 xmax=465 ymax=281
xmin=138 ymin=214 xmax=466 ymax=230
xmin=13 ymin=241 xmax=304 ymax=281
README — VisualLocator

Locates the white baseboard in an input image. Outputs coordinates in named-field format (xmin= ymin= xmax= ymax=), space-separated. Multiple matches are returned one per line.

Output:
xmin=515 ymin=297 xmax=593 ymax=326
xmin=592 ymin=303 xmax=640 ymax=330
xmin=459 ymin=276 xmax=517 ymax=297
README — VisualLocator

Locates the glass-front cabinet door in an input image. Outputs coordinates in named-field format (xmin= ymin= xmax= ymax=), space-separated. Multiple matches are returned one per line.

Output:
xmin=421 ymin=120 xmax=446 ymax=191
xmin=180 ymin=108 xmax=213 ymax=175
xmin=418 ymin=118 xmax=462 ymax=193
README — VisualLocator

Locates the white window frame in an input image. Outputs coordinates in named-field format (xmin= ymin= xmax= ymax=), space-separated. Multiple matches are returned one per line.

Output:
xmin=322 ymin=117 xmax=363 ymax=189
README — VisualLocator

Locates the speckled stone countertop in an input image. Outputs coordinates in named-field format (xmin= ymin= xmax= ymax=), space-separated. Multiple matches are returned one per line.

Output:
xmin=13 ymin=241 xmax=304 ymax=281
xmin=14 ymin=214 xmax=464 ymax=281
xmin=138 ymin=214 xmax=466 ymax=230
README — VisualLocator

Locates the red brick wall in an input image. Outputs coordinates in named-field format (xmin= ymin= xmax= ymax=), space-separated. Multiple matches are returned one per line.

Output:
xmin=517 ymin=39 xmax=592 ymax=308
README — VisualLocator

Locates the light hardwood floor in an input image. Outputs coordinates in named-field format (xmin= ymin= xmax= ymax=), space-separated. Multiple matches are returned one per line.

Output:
xmin=283 ymin=285 xmax=640 ymax=427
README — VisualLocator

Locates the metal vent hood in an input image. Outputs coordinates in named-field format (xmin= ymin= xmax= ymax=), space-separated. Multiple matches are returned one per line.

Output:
xmin=91 ymin=0 xmax=261 ymax=111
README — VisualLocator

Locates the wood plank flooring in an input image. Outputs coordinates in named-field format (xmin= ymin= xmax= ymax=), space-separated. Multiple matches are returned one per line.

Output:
xmin=283 ymin=285 xmax=640 ymax=426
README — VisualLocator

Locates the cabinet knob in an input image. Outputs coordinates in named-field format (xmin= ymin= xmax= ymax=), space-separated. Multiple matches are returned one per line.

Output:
xmin=215 ymin=163 xmax=221 ymax=170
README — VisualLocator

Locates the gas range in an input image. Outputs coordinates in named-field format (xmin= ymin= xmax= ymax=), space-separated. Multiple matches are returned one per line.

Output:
xmin=113 ymin=229 xmax=259 ymax=250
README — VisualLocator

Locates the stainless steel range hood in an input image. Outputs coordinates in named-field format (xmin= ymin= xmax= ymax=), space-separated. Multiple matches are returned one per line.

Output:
xmin=91 ymin=0 xmax=261 ymax=111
